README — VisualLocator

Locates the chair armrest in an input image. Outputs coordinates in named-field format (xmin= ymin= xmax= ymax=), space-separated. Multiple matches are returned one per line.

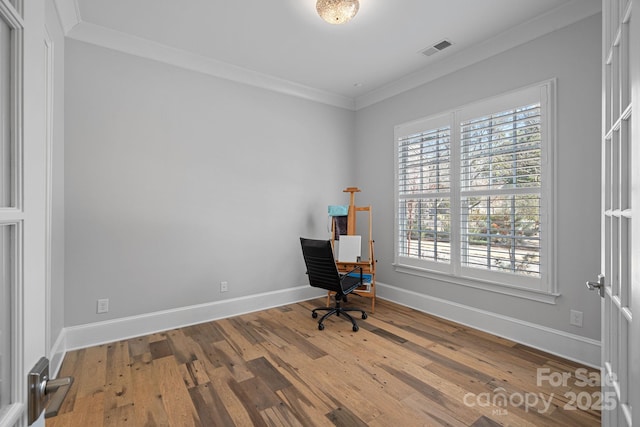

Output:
xmin=341 ymin=266 xmax=362 ymax=277
xmin=340 ymin=266 xmax=363 ymax=284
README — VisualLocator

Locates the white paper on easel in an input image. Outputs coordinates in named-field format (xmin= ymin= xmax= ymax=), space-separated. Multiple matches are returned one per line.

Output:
xmin=338 ymin=235 xmax=361 ymax=262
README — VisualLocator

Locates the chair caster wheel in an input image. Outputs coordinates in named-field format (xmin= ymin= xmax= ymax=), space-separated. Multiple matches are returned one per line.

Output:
xmin=312 ymin=312 xmax=318 ymax=319
xmin=352 ymin=325 xmax=359 ymax=332
xmin=318 ymin=323 xmax=325 ymax=331
xmin=362 ymin=313 xmax=368 ymax=319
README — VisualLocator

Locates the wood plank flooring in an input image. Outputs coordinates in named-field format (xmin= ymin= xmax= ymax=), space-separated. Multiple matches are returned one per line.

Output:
xmin=48 ymin=298 xmax=601 ymax=426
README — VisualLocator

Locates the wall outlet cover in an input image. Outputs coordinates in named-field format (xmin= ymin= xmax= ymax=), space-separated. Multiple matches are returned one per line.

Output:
xmin=97 ymin=298 xmax=109 ymax=314
xmin=570 ymin=309 xmax=583 ymax=327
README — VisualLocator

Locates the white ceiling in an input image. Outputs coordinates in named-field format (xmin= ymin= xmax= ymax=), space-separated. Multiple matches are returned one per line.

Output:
xmin=56 ymin=0 xmax=601 ymax=109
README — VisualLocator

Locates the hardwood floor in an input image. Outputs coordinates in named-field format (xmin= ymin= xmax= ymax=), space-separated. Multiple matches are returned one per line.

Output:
xmin=48 ymin=298 xmax=600 ymax=426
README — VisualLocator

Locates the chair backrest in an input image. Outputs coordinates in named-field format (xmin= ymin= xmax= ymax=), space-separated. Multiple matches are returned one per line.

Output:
xmin=300 ymin=238 xmax=343 ymax=294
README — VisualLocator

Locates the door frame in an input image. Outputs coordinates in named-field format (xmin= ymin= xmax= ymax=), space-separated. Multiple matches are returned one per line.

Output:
xmin=0 ymin=0 xmax=26 ymax=424
xmin=629 ymin=0 xmax=640 ymax=422
xmin=600 ymin=0 xmax=639 ymax=425
xmin=0 ymin=0 xmax=48 ymax=426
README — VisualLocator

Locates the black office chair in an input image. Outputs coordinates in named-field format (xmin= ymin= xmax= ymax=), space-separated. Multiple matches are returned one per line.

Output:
xmin=300 ymin=238 xmax=368 ymax=331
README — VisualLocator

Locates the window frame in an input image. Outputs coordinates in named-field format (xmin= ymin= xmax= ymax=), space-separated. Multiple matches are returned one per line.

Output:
xmin=393 ymin=80 xmax=558 ymax=302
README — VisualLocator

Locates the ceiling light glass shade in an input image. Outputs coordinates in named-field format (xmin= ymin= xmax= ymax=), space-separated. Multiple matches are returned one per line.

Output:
xmin=316 ymin=0 xmax=359 ymax=25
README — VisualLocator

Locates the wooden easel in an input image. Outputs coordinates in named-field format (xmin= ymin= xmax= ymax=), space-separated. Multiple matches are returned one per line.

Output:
xmin=330 ymin=187 xmax=376 ymax=313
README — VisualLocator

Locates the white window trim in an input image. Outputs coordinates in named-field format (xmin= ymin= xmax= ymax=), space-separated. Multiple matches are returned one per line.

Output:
xmin=393 ymin=80 xmax=559 ymax=303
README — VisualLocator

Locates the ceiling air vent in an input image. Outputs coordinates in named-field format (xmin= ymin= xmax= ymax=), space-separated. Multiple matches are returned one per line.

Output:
xmin=421 ymin=39 xmax=453 ymax=57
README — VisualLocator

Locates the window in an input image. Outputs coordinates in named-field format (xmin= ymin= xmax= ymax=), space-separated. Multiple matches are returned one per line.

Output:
xmin=395 ymin=82 xmax=555 ymax=295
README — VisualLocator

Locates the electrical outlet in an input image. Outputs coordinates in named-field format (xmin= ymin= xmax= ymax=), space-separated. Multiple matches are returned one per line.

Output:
xmin=220 ymin=281 xmax=229 ymax=293
xmin=97 ymin=298 xmax=109 ymax=314
xmin=570 ymin=309 xmax=583 ymax=327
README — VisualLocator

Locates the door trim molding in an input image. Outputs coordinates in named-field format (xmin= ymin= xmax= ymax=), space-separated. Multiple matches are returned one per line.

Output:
xmin=43 ymin=25 xmax=54 ymax=366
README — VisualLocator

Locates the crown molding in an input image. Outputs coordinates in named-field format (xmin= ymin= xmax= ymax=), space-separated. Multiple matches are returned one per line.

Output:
xmin=65 ymin=21 xmax=356 ymax=110
xmin=52 ymin=0 xmax=80 ymax=33
xmin=354 ymin=0 xmax=602 ymax=110
xmin=55 ymin=0 xmax=599 ymax=111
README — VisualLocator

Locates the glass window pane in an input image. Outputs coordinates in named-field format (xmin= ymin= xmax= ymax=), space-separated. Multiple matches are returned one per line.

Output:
xmin=398 ymin=197 xmax=451 ymax=263
xmin=1 ymin=16 xmax=12 ymax=208
xmin=398 ymin=127 xmax=451 ymax=194
xmin=461 ymin=104 xmax=541 ymax=192
xmin=0 ymin=224 xmax=13 ymax=408
xmin=461 ymin=194 xmax=541 ymax=276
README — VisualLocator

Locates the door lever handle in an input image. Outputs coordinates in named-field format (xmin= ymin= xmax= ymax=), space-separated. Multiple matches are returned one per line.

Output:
xmin=28 ymin=357 xmax=74 ymax=425
xmin=44 ymin=376 xmax=74 ymax=418
xmin=585 ymin=273 xmax=605 ymax=298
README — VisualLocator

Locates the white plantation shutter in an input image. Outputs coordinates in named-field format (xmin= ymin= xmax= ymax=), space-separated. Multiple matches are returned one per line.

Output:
xmin=396 ymin=115 xmax=453 ymax=272
xmin=460 ymin=104 xmax=541 ymax=192
xmin=460 ymin=103 xmax=542 ymax=277
xmin=398 ymin=126 xmax=451 ymax=194
xmin=394 ymin=82 xmax=555 ymax=294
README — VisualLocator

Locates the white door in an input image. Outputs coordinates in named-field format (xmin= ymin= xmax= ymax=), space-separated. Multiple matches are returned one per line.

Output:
xmin=0 ymin=0 xmax=49 ymax=426
xmin=594 ymin=0 xmax=640 ymax=425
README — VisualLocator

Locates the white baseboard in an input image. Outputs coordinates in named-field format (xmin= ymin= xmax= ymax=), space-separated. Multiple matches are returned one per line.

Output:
xmin=63 ymin=286 xmax=324 ymax=352
xmin=376 ymin=282 xmax=601 ymax=368
xmin=49 ymin=328 xmax=67 ymax=376
xmin=55 ymin=283 xmax=600 ymax=369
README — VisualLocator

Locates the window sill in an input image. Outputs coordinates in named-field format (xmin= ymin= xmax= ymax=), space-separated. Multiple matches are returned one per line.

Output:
xmin=393 ymin=263 xmax=560 ymax=304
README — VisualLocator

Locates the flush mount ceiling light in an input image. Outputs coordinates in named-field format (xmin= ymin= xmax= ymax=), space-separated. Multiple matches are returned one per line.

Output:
xmin=316 ymin=0 xmax=359 ymax=25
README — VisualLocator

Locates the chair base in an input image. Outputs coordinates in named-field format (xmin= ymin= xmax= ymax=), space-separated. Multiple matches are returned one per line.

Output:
xmin=312 ymin=304 xmax=367 ymax=332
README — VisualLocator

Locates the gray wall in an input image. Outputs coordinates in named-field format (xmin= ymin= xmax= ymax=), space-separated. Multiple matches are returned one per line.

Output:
xmin=354 ymin=14 xmax=602 ymax=340
xmin=64 ymin=14 xmax=602 ymax=346
xmin=64 ymin=40 xmax=355 ymax=326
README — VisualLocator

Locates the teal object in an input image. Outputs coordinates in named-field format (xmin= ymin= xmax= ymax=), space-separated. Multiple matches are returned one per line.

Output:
xmin=346 ymin=273 xmax=372 ymax=282
xmin=328 ymin=205 xmax=349 ymax=216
